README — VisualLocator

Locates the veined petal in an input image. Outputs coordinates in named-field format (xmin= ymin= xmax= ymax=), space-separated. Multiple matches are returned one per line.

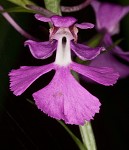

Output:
xmin=91 ymin=1 xmax=129 ymax=34
xmin=9 ymin=63 xmax=54 ymax=96
xmin=75 ymin=23 xmax=94 ymax=29
xmin=51 ymin=15 xmax=77 ymax=27
xmin=70 ymin=40 xmax=105 ymax=60
xmin=33 ymin=66 xmax=101 ymax=125
xmin=71 ymin=62 xmax=119 ymax=85
xmin=24 ymin=40 xmax=57 ymax=59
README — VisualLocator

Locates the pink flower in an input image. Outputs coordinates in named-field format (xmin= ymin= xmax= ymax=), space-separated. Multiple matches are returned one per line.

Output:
xmin=9 ymin=15 xmax=119 ymax=125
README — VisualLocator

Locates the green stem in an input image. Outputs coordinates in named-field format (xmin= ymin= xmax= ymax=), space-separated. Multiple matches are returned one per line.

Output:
xmin=58 ymin=121 xmax=87 ymax=150
xmin=44 ymin=0 xmax=61 ymax=15
xmin=79 ymin=122 xmax=97 ymax=150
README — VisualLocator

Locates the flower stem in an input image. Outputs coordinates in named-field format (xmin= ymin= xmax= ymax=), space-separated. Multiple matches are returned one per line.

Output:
xmin=61 ymin=0 xmax=92 ymax=12
xmin=58 ymin=121 xmax=87 ymax=150
xmin=0 ymin=5 xmax=37 ymax=40
xmin=26 ymin=4 xmax=56 ymax=17
xmin=79 ymin=122 xmax=97 ymax=150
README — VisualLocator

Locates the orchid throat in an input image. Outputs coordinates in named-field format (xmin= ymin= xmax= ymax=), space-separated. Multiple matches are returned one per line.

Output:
xmin=52 ymin=27 xmax=77 ymax=66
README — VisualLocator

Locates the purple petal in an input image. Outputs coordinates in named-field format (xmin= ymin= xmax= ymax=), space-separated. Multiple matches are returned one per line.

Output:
xmin=89 ymin=47 xmax=129 ymax=79
xmin=71 ymin=62 xmax=119 ymax=86
xmin=9 ymin=63 xmax=54 ymax=96
xmin=33 ymin=66 xmax=100 ymax=125
xmin=91 ymin=1 xmax=129 ymax=34
xmin=103 ymin=33 xmax=129 ymax=62
xmin=92 ymin=33 xmax=129 ymax=78
xmin=75 ymin=23 xmax=94 ymax=29
xmin=114 ymin=46 xmax=129 ymax=63
xmin=24 ymin=40 xmax=57 ymax=59
xmin=51 ymin=15 xmax=77 ymax=27
xmin=35 ymin=14 xmax=51 ymax=22
xmin=70 ymin=40 xmax=105 ymax=60
xmin=102 ymin=34 xmax=129 ymax=62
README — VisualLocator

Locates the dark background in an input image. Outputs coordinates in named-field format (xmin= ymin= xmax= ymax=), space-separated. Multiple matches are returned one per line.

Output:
xmin=0 ymin=0 xmax=129 ymax=150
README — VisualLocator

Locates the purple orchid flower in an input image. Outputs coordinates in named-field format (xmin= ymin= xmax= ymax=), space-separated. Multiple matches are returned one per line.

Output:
xmin=91 ymin=0 xmax=129 ymax=35
xmin=9 ymin=15 xmax=119 ymax=125
xmin=90 ymin=0 xmax=129 ymax=78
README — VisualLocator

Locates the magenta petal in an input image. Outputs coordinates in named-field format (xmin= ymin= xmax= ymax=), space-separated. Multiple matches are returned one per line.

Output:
xmin=24 ymin=40 xmax=57 ymax=59
xmin=114 ymin=46 xmax=129 ymax=63
xmin=103 ymin=33 xmax=129 ymax=62
xmin=35 ymin=15 xmax=77 ymax=27
xmin=104 ymin=33 xmax=129 ymax=62
xmin=51 ymin=15 xmax=77 ymax=27
xmin=75 ymin=23 xmax=94 ymax=29
xmin=91 ymin=33 xmax=129 ymax=78
xmin=70 ymin=40 xmax=105 ymax=60
xmin=33 ymin=67 xmax=101 ymax=125
xmin=91 ymin=1 xmax=129 ymax=34
xmin=71 ymin=62 xmax=119 ymax=86
xmin=89 ymin=49 xmax=129 ymax=79
xmin=35 ymin=14 xmax=51 ymax=22
xmin=9 ymin=63 xmax=54 ymax=96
